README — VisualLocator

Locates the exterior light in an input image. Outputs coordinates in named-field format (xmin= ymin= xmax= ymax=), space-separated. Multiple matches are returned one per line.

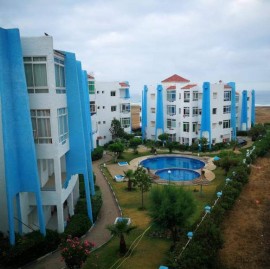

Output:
xmin=225 ymin=178 xmax=231 ymax=184
xmin=168 ymin=170 xmax=171 ymax=184
xmin=204 ymin=205 xmax=211 ymax=213
xmin=187 ymin=231 xmax=193 ymax=240
xmin=217 ymin=191 xmax=222 ymax=198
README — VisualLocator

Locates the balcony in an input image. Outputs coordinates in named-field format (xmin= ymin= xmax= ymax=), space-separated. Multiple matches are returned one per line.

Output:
xmin=41 ymin=172 xmax=67 ymax=191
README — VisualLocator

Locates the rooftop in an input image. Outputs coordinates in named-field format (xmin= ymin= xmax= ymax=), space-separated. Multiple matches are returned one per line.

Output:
xmin=162 ymin=74 xmax=190 ymax=83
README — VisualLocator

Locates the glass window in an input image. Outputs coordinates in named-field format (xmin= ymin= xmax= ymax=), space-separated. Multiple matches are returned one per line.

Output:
xmin=193 ymin=91 xmax=198 ymax=101
xmin=151 ymin=107 xmax=155 ymax=113
xmin=224 ymin=91 xmax=231 ymax=101
xmin=184 ymin=91 xmax=190 ymax=102
xmin=167 ymin=119 xmax=176 ymax=129
xmin=193 ymin=107 xmax=198 ymax=116
xmin=31 ymin=109 xmax=52 ymax=144
xmin=223 ymin=120 xmax=231 ymax=129
xmin=223 ymin=105 xmax=231 ymax=114
xmin=167 ymin=105 xmax=176 ymax=115
xmin=121 ymin=117 xmax=130 ymax=128
xmin=212 ymin=108 xmax=217 ymax=114
xmin=88 ymin=81 xmax=95 ymax=94
xmin=57 ymin=108 xmax=68 ymax=143
xmin=183 ymin=107 xmax=190 ymax=117
xmin=24 ymin=56 xmax=48 ymax=93
xmin=150 ymin=94 xmax=155 ymax=100
xmin=90 ymin=101 xmax=96 ymax=114
xmin=111 ymin=106 xmax=117 ymax=112
xmin=192 ymin=122 xmax=197 ymax=132
xmin=121 ymin=103 xmax=130 ymax=113
xmin=54 ymin=57 xmax=66 ymax=93
xmin=111 ymin=91 xmax=116 ymax=96
xmin=151 ymin=121 xmax=155 ymax=127
xmin=167 ymin=90 xmax=176 ymax=102
xmin=213 ymin=92 xmax=217 ymax=99
xmin=183 ymin=122 xmax=189 ymax=132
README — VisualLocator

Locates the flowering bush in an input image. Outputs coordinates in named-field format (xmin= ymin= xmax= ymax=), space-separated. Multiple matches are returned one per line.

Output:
xmin=60 ymin=235 xmax=95 ymax=269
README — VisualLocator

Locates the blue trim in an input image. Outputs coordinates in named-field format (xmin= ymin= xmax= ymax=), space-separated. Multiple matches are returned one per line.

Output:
xmin=200 ymin=82 xmax=211 ymax=149
xmin=141 ymin=85 xmax=148 ymax=140
xmin=228 ymin=82 xmax=236 ymax=140
xmin=155 ymin=85 xmax=164 ymax=140
xmin=241 ymin=90 xmax=248 ymax=130
xmin=0 ymin=28 xmax=45 ymax=244
xmin=125 ymin=88 xmax=130 ymax=99
xmin=64 ymin=52 xmax=93 ymax=222
xmin=251 ymin=89 xmax=255 ymax=126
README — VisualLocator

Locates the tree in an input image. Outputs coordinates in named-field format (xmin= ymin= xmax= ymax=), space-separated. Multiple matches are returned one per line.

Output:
xmin=149 ymin=186 xmax=195 ymax=245
xmin=198 ymin=137 xmax=208 ymax=152
xmin=110 ymin=118 xmax=125 ymax=140
xmin=129 ymin=137 xmax=141 ymax=153
xmin=108 ymin=142 xmax=125 ymax=163
xmin=133 ymin=166 xmax=152 ymax=209
xmin=248 ymin=123 xmax=267 ymax=141
xmin=124 ymin=169 xmax=134 ymax=191
xmin=158 ymin=133 xmax=169 ymax=147
xmin=106 ymin=218 xmax=136 ymax=254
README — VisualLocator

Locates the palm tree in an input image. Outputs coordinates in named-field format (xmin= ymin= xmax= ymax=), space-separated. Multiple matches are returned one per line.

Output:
xmin=107 ymin=218 xmax=136 ymax=254
xmin=124 ymin=169 xmax=134 ymax=191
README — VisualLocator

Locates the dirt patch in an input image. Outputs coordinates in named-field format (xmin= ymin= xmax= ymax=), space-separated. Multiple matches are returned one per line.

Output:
xmin=256 ymin=106 xmax=270 ymax=124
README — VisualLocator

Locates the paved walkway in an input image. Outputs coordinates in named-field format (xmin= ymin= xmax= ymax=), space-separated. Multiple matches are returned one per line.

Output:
xmin=23 ymin=154 xmax=121 ymax=269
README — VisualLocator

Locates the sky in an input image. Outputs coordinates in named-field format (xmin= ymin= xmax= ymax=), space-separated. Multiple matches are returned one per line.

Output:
xmin=1 ymin=0 xmax=270 ymax=103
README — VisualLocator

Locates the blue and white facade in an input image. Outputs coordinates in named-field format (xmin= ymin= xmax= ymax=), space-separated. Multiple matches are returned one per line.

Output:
xmin=141 ymin=74 xmax=255 ymax=147
xmin=0 ymin=28 xmax=95 ymax=244
xmin=88 ymin=78 xmax=132 ymax=146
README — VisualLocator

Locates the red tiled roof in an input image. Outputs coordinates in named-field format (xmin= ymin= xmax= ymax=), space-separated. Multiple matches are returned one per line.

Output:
xmin=162 ymin=74 xmax=190 ymax=83
xmin=167 ymin=85 xmax=176 ymax=90
xmin=119 ymin=82 xmax=129 ymax=87
xmin=181 ymin=84 xmax=197 ymax=90
xmin=88 ymin=74 xmax=94 ymax=79
xmin=224 ymin=84 xmax=232 ymax=89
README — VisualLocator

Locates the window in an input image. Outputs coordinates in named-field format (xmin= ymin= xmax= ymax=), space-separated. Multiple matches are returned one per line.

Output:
xmin=223 ymin=120 xmax=231 ymax=129
xmin=168 ymin=133 xmax=176 ymax=142
xmin=24 ymin=56 xmax=48 ymax=93
xmin=111 ymin=91 xmax=116 ymax=96
xmin=213 ymin=92 xmax=217 ymax=99
xmin=179 ymin=93 xmax=181 ymax=99
xmin=90 ymin=101 xmax=96 ymax=114
xmin=224 ymin=91 xmax=231 ymax=101
xmin=97 ymin=91 xmax=99 ymax=94
xmin=192 ymin=122 xmax=197 ymax=132
xmin=31 ymin=109 xmax=52 ymax=144
xmin=121 ymin=103 xmax=130 ymax=113
xmin=103 ymin=121 xmax=106 ymax=124
xmin=167 ymin=90 xmax=176 ymax=102
xmin=102 ymin=91 xmax=104 ymax=94
xmin=98 ymin=121 xmax=101 ymax=124
xmin=150 ymin=94 xmax=155 ymax=100
xmin=193 ymin=91 xmax=198 ymax=101
xmin=223 ymin=105 xmax=231 ymax=114
xmin=121 ymin=117 xmax=130 ymax=128
xmin=167 ymin=105 xmax=176 ymax=115
xmin=179 ymin=108 xmax=181 ymax=114
xmin=199 ymin=109 xmax=202 ymax=115
xmin=97 ymin=106 xmax=100 ymax=109
xmin=103 ymin=106 xmax=105 ymax=109
xmin=183 ymin=122 xmax=189 ymax=132
xmin=111 ymin=106 xmax=116 ymax=112
xmin=247 ymin=97 xmax=250 ymax=101
xmin=183 ymin=107 xmax=190 ymax=117
xmin=57 ymin=108 xmax=68 ymax=143
xmin=151 ymin=121 xmax=155 ymax=127
xmin=167 ymin=119 xmax=176 ymax=129
xmin=184 ymin=91 xmax=190 ymax=102
xmin=54 ymin=57 xmax=66 ymax=93
xmin=212 ymin=108 xmax=217 ymax=114
xmin=212 ymin=123 xmax=217 ymax=129
xmin=88 ymin=81 xmax=95 ymax=94
xmin=151 ymin=107 xmax=156 ymax=113
xmin=193 ymin=107 xmax=198 ymax=116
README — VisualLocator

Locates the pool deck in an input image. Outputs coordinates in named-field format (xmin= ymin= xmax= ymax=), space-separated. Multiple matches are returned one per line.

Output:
xmin=106 ymin=154 xmax=216 ymax=186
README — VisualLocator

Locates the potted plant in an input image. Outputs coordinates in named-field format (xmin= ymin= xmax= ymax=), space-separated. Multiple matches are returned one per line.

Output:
xmin=60 ymin=235 xmax=95 ymax=268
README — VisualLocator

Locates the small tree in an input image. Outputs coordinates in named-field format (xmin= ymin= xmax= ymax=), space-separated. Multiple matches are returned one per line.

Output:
xmin=129 ymin=137 xmax=141 ymax=153
xmin=149 ymin=185 xmax=195 ymax=245
xmin=248 ymin=123 xmax=267 ymax=141
xmin=158 ymin=133 xmax=169 ymax=147
xmin=106 ymin=219 xmax=136 ymax=254
xmin=198 ymin=137 xmax=208 ymax=152
xmin=124 ymin=169 xmax=134 ymax=191
xmin=110 ymin=119 xmax=125 ymax=140
xmin=108 ymin=142 xmax=125 ymax=162
xmin=133 ymin=166 xmax=152 ymax=209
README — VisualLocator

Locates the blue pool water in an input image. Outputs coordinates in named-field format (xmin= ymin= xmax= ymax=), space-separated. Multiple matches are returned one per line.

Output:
xmin=156 ymin=168 xmax=200 ymax=181
xmin=140 ymin=156 xmax=204 ymax=170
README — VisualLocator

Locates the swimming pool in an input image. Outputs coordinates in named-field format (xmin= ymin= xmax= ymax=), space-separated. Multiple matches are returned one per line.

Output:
xmin=156 ymin=168 xmax=200 ymax=181
xmin=140 ymin=156 xmax=204 ymax=170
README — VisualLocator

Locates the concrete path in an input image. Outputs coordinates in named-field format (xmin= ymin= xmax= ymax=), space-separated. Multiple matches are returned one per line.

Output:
xmin=23 ymin=154 xmax=121 ymax=269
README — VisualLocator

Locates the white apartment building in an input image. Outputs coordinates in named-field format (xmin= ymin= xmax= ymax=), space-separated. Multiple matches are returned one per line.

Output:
xmin=141 ymin=74 xmax=255 ymax=148
xmin=88 ymin=78 xmax=132 ymax=147
xmin=0 ymin=28 xmax=95 ymax=244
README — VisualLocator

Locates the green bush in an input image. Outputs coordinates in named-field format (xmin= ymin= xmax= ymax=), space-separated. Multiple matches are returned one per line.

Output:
xmin=91 ymin=146 xmax=104 ymax=161
xmin=237 ymin=130 xmax=248 ymax=136
xmin=64 ymin=214 xmax=91 ymax=238
xmin=0 ymin=230 xmax=60 ymax=268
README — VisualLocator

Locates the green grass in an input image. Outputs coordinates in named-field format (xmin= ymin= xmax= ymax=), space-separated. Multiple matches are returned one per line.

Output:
xmin=84 ymin=152 xmax=227 ymax=269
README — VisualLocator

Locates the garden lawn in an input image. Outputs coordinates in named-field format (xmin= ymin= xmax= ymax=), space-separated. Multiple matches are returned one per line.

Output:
xmin=84 ymin=155 xmax=226 ymax=269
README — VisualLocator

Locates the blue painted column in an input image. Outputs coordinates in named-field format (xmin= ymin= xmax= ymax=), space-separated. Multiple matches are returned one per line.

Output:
xmin=200 ymin=82 xmax=211 ymax=149
xmin=64 ymin=52 xmax=93 ymax=223
xmin=141 ymin=85 xmax=148 ymax=140
xmin=251 ymin=89 xmax=256 ymax=126
xmin=241 ymin=90 xmax=248 ymax=130
xmin=228 ymin=82 xmax=236 ymax=140
xmin=0 ymin=28 xmax=45 ymax=244
xmin=155 ymin=85 xmax=164 ymax=140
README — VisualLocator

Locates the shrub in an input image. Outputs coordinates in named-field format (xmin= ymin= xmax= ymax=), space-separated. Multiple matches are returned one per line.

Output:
xmin=91 ymin=146 xmax=104 ymax=161
xmin=64 ymin=214 xmax=91 ymax=238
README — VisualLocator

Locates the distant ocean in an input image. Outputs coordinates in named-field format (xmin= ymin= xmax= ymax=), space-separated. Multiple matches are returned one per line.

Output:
xmin=131 ymin=90 xmax=270 ymax=106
